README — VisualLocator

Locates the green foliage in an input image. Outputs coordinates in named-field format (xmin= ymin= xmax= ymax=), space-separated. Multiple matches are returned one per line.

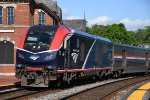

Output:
xmin=136 ymin=26 xmax=150 ymax=44
xmin=86 ymin=23 xmax=150 ymax=46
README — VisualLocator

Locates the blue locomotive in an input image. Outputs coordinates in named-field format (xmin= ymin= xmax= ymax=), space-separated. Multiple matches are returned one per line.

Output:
xmin=15 ymin=25 xmax=150 ymax=87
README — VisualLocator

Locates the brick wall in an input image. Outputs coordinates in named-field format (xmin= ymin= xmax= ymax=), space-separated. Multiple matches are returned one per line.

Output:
xmin=0 ymin=2 xmax=55 ymax=74
xmin=15 ymin=3 xmax=31 ymax=26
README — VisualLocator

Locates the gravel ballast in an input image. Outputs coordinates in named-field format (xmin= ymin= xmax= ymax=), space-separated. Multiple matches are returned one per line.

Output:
xmin=31 ymin=77 xmax=133 ymax=100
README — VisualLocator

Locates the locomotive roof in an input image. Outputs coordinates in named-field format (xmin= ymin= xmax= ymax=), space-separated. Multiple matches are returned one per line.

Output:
xmin=29 ymin=25 xmax=111 ymax=43
xmin=29 ymin=25 xmax=59 ymax=31
xmin=73 ymin=29 xmax=112 ymax=43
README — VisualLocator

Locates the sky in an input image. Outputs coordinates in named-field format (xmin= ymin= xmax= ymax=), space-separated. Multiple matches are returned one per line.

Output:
xmin=56 ymin=0 xmax=150 ymax=31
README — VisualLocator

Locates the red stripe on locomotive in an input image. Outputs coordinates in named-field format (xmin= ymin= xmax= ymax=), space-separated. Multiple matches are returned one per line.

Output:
xmin=18 ymin=29 xmax=28 ymax=49
xmin=26 ymin=67 xmax=43 ymax=71
xmin=49 ymin=26 xmax=71 ymax=50
xmin=57 ymin=67 xmax=112 ymax=73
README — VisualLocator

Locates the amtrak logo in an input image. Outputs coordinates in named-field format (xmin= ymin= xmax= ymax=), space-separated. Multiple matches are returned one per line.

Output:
xmin=71 ymin=53 xmax=79 ymax=63
xmin=30 ymin=55 xmax=39 ymax=60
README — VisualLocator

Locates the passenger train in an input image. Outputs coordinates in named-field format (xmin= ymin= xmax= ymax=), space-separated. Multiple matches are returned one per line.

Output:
xmin=15 ymin=25 xmax=150 ymax=87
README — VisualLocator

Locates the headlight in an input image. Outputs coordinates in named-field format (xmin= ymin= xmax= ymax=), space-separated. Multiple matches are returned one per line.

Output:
xmin=18 ymin=53 xmax=25 ymax=59
xmin=16 ymin=64 xmax=22 ymax=68
xmin=47 ymin=66 xmax=53 ymax=69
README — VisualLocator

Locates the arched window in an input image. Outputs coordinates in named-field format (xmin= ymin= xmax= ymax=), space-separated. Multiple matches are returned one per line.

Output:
xmin=38 ymin=11 xmax=45 ymax=25
xmin=0 ymin=6 xmax=3 ymax=24
xmin=0 ymin=41 xmax=14 ymax=64
xmin=7 ymin=7 xmax=14 ymax=25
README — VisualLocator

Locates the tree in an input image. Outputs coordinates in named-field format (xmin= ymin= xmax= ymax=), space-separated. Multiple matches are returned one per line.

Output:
xmin=86 ymin=23 xmax=140 ymax=46
xmin=136 ymin=26 xmax=150 ymax=44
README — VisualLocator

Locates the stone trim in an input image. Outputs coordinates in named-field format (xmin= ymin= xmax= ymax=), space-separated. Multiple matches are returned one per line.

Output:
xmin=0 ymin=25 xmax=30 ymax=28
xmin=0 ymin=64 xmax=15 ymax=66
xmin=0 ymin=73 xmax=15 ymax=76
xmin=0 ymin=30 xmax=14 ymax=33
xmin=0 ymin=37 xmax=16 ymax=44
xmin=0 ymin=4 xmax=17 ymax=8
xmin=14 ymin=46 xmax=17 ymax=49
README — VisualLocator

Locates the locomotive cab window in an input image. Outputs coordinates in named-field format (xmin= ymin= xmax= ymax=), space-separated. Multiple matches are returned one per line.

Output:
xmin=23 ymin=26 xmax=57 ymax=52
xmin=25 ymin=31 xmax=53 ymax=44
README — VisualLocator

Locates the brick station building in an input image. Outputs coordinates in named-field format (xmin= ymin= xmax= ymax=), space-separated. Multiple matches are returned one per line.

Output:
xmin=0 ymin=0 xmax=62 ymax=75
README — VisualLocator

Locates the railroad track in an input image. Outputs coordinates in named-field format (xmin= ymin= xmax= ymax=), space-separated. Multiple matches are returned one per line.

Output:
xmin=63 ymin=75 xmax=150 ymax=100
xmin=1 ymin=75 xmax=150 ymax=100
xmin=0 ymin=88 xmax=37 ymax=100
xmin=0 ymin=86 xmax=63 ymax=100
xmin=0 ymin=82 xmax=20 ymax=92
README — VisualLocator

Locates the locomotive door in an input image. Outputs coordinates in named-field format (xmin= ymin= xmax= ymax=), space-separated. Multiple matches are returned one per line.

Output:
xmin=64 ymin=35 xmax=80 ymax=69
xmin=63 ymin=34 xmax=72 ymax=70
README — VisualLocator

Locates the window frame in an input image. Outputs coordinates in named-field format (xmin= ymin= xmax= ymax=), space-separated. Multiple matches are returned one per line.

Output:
xmin=38 ymin=11 xmax=46 ymax=25
xmin=0 ymin=6 xmax=3 ymax=25
xmin=7 ymin=7 xmax=14 ymax=25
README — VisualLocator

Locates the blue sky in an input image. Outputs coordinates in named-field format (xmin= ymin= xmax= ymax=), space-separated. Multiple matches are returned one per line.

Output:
xmin=56 ymin=0 xmax=150 ymax=31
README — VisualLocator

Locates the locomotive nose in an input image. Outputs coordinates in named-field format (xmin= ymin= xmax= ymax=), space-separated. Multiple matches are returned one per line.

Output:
xmin=17 ymin=49 xmax=57 ymax=63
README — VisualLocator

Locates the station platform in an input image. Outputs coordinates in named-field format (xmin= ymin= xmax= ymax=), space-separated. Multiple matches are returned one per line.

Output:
xmin=0 ymin=75 xmax=19 ymax=87
xmin=123 ymin=82 xmax=150 ymax=100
